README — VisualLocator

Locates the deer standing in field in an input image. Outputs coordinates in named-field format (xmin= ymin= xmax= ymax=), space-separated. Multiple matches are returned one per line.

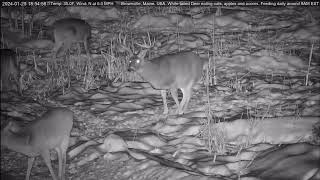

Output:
xmin=52 ymin=18 xmax=91 ymax=58
xmin=1 ymin=107 xmax=74 ymax=180
xmin=123 ymin=36 xmax=208 ymax=115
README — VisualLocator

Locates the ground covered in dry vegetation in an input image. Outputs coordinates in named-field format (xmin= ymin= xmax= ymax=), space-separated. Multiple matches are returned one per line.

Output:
xmin=1 ymin=4 xmax=320 ymax=180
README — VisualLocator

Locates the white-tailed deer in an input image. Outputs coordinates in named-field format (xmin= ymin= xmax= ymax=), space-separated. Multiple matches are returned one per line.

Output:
xmin=52 ymin=18 xmax=91 ymax=58
xmin=125 ymin=40 xmax=208 ymax=114
xmin=1 ymin=107 xmax=74 ymax=180
xmin=1 ymin=49 xmax=21 ymax=93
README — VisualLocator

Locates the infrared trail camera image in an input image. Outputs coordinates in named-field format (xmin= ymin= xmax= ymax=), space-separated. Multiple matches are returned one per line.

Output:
xmin=1 ymin=1 xmax=320 ymax=180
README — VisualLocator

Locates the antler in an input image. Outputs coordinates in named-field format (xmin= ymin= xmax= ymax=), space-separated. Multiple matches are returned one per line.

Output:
xmin=118 ymin=31 xmax=134 ymax=57
xmin=118 ymin=31 xmax=157 ymax=59
xmin=135 ymin=32 xmax=156 ymax=59
xmin=135 ymin=32 xmax=155 ymax=49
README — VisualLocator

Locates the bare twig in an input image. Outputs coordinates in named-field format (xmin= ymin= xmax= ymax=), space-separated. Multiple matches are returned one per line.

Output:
xmin=305 ymin=43 xmax=314 ymax=86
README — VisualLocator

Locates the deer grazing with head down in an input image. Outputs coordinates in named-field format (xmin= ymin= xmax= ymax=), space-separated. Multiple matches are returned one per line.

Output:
xmin=123 ymin=35 xmax=208 ymax=115
xmin=52 ymin=18 xmax=91 ymax=58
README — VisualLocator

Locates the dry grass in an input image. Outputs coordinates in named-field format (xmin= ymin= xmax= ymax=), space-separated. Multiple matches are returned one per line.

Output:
xmin=198 ymin=114 xmax=228 ymax=155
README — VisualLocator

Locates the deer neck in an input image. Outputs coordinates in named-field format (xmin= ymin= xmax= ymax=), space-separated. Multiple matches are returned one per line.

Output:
xmin=136 ymin=61 xmax=159 ymax=80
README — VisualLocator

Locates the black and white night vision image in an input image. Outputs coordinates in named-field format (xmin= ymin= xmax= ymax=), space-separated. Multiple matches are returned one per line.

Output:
xmin=1 ymin=1 xmax=320 ymax=180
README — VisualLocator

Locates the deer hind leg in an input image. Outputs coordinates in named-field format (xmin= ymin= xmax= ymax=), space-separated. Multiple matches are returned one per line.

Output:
xmin=170 ymin=88 xmax=180 ymax=114
xmin=18 ymin=73 xmax=23 ymax=95
xmin=83 ymin=37 xmax=90 ymax=57
xmin=178 ymin=86 xmax=193 ymax=115
xmin=161 ymin=90 xmax=168 ymax=114
xmin=40 ymin=150 xmax=58 ymax=180
xmin=63 ymin=41 xmax=73 ymax=57
xmin=55 ymin=137 xmax=69 ymax=180
xmin=52 ymin=41 xmax=64 ymax=58
xmin=76 ymin=42 xmax=81 ymax=55
xmin=26 ymin=157 xmax=35 ymax=180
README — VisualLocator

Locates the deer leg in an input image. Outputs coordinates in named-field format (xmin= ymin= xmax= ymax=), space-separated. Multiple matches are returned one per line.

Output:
xmin=170 ymin=88 xmax=180 ymax=114
xmin=84 ymin=38 xmax=90 ymax=57
xmin=179 ymin=87 xmax=193 ymax=115
xmin=55 ymin=137 xmax=69 ymax=180
xmin=26 ymin=157 xmax=35 ymax=180
xmin=52 ymin=41 xmax=63 ymax=58
xmin=77 ymin=42 xmax=81 ymax=55
xmin=64 ymin=41 xmax=72 ymax=57
xmin=41 ymin=150 xmax=58 ymax=180
xmin=161 ymin=90 xmax=168 ymax=114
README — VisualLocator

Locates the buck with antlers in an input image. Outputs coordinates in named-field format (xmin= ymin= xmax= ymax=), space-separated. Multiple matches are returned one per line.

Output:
xmin=121 ymin=33 xmax=208 ymax=115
